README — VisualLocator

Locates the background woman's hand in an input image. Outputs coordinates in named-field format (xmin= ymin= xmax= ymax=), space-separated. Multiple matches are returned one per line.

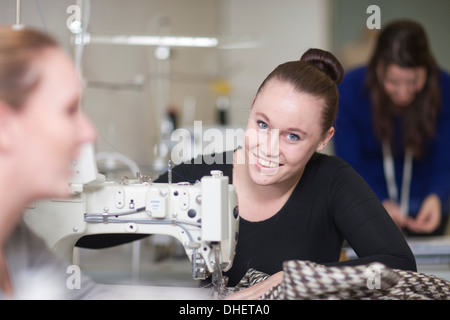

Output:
xmin=406 ymin=194 xmax=441 ymax=234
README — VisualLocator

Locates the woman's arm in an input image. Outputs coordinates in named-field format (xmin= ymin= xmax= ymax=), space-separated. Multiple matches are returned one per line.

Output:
xmin=329 ymin=161 xmax=417 ymax=272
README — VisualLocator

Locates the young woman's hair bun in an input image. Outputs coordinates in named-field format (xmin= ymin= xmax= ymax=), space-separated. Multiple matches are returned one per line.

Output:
xmin=300 ymin=48 xmax=344 ymax=85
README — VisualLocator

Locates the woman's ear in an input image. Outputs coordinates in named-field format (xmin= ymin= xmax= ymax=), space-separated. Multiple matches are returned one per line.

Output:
xmin=316 ymin=126 xmax=335 ymax=152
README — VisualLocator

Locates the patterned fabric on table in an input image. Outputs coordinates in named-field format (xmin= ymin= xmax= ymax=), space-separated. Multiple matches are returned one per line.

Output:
xmin=225 ymin=260 xmax=450 ymax=300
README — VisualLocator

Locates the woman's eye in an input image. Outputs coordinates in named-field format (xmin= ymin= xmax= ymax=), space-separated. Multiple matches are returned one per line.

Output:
xmin=68 ymin=106 xmax=78 ymax=116
xmin=287 ymin=133 xmax=300 ymax=141
xmin=66 ymin=101 xmax=80 ymax=116
xmin=257 ymin=120 xmax=269 ymax=130
xmin=386 ymin=78 xmax=399 ymax=87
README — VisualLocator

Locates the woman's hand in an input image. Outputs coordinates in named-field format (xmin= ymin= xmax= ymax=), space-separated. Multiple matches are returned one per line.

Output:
xmin=406 ymin=194 xmax=441 ymax=234
xmin=382 ymin=199 xmax=407 ymax=229
xmin=226 ymin=271 xmax=283 ymax=300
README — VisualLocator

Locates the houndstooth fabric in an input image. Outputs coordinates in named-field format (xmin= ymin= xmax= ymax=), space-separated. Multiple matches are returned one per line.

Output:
xmin=225 ymin=260 xmax=450 ymax=300
xmin=220 ymin=268 xmax=271 ymax=298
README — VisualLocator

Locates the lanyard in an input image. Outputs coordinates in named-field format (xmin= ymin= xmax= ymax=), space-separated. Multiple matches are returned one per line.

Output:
xmin=382 ymin=141 xmax=413 ymax=217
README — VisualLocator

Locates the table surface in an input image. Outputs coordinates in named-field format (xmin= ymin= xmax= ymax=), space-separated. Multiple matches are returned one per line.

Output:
xmin=99 ymin=284 xmax=213 ymax=300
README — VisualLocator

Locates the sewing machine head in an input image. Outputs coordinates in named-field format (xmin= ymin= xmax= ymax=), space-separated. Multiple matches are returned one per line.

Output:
xmin=24 ymin=144 xmax=239 ymax=294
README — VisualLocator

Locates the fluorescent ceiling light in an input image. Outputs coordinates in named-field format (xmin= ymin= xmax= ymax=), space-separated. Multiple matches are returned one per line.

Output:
xmin=85 ymin=33 xmax=218 ymax=48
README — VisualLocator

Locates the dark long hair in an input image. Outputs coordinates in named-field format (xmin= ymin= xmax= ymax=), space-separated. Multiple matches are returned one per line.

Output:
xmin=366 ymin=20 xmax=441 ymax=158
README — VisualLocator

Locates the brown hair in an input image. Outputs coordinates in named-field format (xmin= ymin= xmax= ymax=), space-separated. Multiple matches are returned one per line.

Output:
xmin=0 ymin=26 xmax=58 ymax=110
xmin=255 ymin=48 xmax=344 ymax=134
xmin=366 ymin=20 xmax=441 ymax=158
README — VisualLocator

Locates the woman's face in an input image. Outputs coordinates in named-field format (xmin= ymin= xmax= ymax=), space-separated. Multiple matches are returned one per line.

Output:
xmin=381 ymin=64 xmax=427 ymax=107
xmin=13 ymin=48 xmax=96 ymax=199
xmin=244 ymin=79 xmax=333 ymax=187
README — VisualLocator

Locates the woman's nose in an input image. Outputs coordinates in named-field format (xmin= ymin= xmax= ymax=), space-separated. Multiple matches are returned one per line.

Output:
xmin=261 ymin=129 xmax=279 ymax=158
xmin=78 ymin=111 xmax=97 ymax=144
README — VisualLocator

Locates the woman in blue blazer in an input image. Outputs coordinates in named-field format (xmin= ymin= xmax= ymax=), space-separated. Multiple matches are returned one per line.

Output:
xmin=334 ymin=20 xmax=450 ymax=236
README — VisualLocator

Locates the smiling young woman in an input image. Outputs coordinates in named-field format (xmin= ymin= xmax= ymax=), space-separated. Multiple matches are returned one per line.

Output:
xmin=157 ymin=48 xmax=415 ymax=298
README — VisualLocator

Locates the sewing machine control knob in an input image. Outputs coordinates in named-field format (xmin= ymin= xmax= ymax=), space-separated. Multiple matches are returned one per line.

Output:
xmin=188 ymin=209 xmax=197 ymax=218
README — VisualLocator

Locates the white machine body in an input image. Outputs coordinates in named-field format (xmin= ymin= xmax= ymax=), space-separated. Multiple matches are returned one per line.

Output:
xmin=24 ymin=171 xmax=239 ymax=281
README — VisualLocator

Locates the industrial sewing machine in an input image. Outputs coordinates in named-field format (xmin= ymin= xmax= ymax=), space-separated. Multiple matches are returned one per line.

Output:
xmin=23 ymin=144 xmax=239 ymax=297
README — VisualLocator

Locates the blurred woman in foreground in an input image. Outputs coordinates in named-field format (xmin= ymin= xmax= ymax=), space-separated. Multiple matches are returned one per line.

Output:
xmin=0 ymin=26 xmax=108 ymax=299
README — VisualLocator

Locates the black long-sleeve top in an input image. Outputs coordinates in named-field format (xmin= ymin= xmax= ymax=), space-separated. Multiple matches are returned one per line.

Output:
xmin=157 ymin=151 xmax=416 ymax=286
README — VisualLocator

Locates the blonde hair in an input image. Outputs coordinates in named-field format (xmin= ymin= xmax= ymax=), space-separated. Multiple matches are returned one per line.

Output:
xmin=0 ymin=26 xmax=58 ymax=109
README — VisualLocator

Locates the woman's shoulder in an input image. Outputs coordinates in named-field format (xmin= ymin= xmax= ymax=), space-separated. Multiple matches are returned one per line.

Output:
xmin=439 ymin=68 xmax=450 ymax=92
xmin=307 ymin=152 xmax=352 ymax=176
xmin=437 ymin=68 xmax=450 ymax=114
xmin=309 ymin=152 xmax=349 ymax=164
xmin=306 ymin=153 xmax=377 ymax=200
xmin=337 ymin=66 xmax=371 ymax=109
xmin=439 ymin=68 xmax=450 ymax=81
xmin=339 ymin=65 xmax=367 ymax=87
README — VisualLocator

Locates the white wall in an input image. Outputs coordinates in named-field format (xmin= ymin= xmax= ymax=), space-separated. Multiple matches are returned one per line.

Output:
xmin=217 ymin=0 xmax=331 ymax=127
xmin=80 ymin=0 xmax=220 ymax=175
